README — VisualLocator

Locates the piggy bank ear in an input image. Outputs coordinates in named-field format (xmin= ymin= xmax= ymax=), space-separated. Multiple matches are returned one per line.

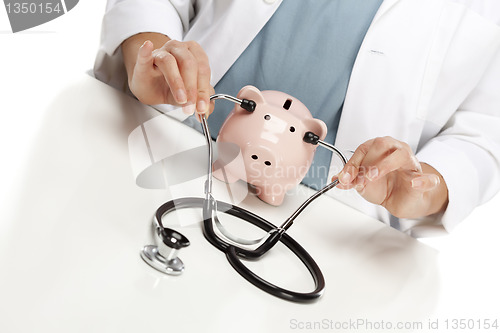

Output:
xmin=235 ymin=85 xmax=265 ymax=113
xmin=302 ymin=118 xmax=327 ymax=141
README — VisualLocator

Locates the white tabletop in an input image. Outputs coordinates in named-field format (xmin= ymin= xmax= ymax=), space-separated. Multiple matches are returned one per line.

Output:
xmin=0 ymin=75 xmax=447 ymax=333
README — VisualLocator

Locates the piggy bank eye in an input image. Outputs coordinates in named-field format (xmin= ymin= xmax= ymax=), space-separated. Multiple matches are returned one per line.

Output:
xmin=289 ymin=126 xmax=296 ymax=132
xmin=264 ymin=115 xmax=271 ymax=120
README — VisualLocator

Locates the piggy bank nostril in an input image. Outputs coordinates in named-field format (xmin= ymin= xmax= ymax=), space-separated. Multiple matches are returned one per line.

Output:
xmin=251 ymin=155 xmax=258 ymax=160
xmin=264 ymin=161 xmax=272 ymax=166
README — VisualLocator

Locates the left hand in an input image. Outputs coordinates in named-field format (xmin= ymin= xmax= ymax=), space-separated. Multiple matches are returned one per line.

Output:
xmin=334 ymin=136 xmax=448 ymax=219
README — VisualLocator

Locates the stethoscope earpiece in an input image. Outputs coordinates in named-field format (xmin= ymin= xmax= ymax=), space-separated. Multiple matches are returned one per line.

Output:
xmin=240 ymin=98 xmax=256 ymax=112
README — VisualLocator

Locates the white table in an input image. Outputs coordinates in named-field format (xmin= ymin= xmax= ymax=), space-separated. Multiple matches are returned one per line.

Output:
xmin=0 ymin=75 xmax=442 ymax=333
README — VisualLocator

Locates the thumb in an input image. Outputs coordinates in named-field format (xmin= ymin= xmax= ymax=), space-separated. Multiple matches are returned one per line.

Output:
xmin=411 ymin=174 xmax=440 ymax=192
xmin=135 ymin=40 xmax=154 ymax=71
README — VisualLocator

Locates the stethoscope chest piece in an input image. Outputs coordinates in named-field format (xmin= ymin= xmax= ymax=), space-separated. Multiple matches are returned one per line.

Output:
xmin=141 ymin=227 xmax=190 ymax=275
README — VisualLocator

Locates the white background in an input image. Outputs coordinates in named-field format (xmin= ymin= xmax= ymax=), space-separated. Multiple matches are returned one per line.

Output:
xmin=0 ymin=1 xmax=105 ymax=213
xmin=1 ymin=0 xmax=499 ymax=328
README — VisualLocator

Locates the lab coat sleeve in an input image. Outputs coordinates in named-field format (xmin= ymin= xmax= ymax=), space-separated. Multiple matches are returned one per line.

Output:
xmin=407 ymin=45 xmax=500 ymax=236
xmin=93 ymin=0 xmax=194 ymax=91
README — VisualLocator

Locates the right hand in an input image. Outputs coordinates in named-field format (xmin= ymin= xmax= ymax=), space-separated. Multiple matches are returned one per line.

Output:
xmin=123 ymin=36 xmax=214 ymax=119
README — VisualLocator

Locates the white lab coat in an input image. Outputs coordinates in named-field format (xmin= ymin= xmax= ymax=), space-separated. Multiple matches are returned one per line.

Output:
xmin=94 ymin=0 xmax=500 ymax=237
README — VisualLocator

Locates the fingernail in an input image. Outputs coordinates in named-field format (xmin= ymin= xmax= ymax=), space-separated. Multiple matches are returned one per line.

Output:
xmin=197 ymin=100 xmax=208 ymax=114
xmin=176 ymin=89 xmax=187 ymax=104
xmin=195 ymin=113 xmax=201 ymax=122
xmin=366 ymin=167 xmax=379 ymax=181
xmin=339 ymin=172 xmax=351 ymax=185
xmin=182 ymin=103 xmax=195 ymax=115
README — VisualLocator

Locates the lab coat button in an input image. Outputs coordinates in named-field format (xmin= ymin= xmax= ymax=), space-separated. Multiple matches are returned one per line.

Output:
xmin=264 ymin=0 xmax=277 ymax=4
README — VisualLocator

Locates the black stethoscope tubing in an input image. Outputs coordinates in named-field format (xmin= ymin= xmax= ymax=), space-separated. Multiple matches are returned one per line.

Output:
xmin=155 ymin=197 xmax=325 ymax=302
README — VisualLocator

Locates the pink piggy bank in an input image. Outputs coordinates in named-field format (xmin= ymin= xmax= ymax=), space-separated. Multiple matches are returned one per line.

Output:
xmin=213 ymin=86 xmax=327 ymax=206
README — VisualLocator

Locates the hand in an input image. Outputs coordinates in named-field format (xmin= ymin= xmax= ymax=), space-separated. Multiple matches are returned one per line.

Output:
xmin=334 ymin=136 xmax=448 ymax=219
xmin=122 ymin=33 xmax=214 ymax=120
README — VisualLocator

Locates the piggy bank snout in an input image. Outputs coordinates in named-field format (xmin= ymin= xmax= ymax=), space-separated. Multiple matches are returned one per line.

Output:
xmin=245 ymin=146 xmax=276 ymax=168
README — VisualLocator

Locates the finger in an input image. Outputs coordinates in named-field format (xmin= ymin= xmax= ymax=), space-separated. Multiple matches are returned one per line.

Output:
xmin=411 ymin=174 xmax=440 ymax=192
xmin=362 ymin=149 xmax=414 ymax=182
xmin=336 ymin=165 xmax=356 ymax=187
xmin=358 ymin=136 xmax=401 ymax=168
xmin=130 ymin=40 xmax=156 ymax=97
xmin=187 ymin=41 xmax=212 ymax=117
xmin=152 ymin=49 xmax=188 ymax=105
xmin=196 ymin=86 xmax=216 ymax=122
xmin=166 ymin=42 xmax=199 ymax=110
xmin=131 ymin=40 xmax=158 ymax=94
xmin=208 ymin=85 xmax=216 ymax=116
xmin=354 ymin=172 xmax=367 ymax=193
xmin=338 ymin=139 xmax=374 ymax=186
xmin=195 ymin=112 xmax=203 ymax=123
xmin=332 ymin=176 xmax=354 ymax=190
xmin=363 ymin=141 xmax=421 ymax=182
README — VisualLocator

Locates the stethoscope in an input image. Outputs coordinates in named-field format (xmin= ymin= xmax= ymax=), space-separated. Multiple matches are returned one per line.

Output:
xmin=141 ymin=94 xmax=348 ymax=303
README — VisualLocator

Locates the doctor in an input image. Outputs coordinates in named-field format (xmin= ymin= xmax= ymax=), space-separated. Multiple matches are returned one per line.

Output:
xmin=94 ymin=0 xmax=500 ymax=236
